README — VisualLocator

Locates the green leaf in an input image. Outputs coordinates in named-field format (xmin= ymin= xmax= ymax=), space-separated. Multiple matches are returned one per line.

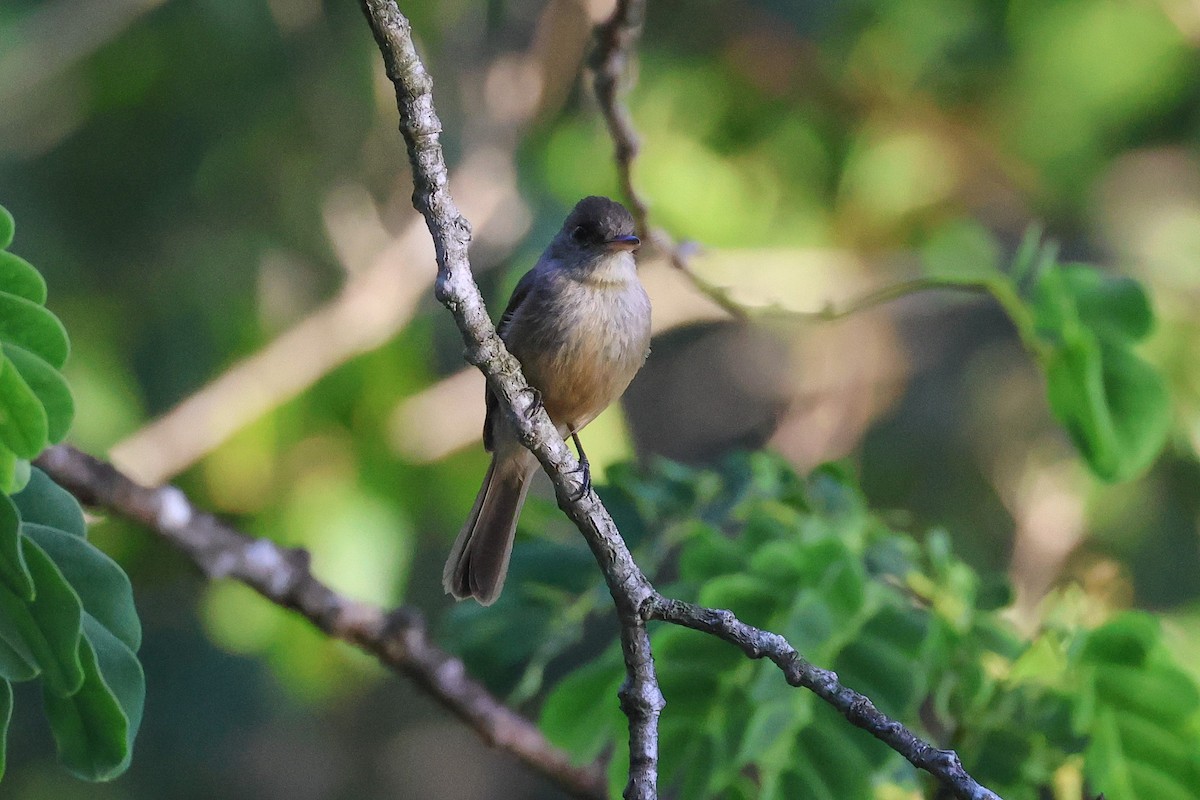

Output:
xmin=1010 ymin=226 xmax=1054 ymax=286
xmin=1033 ymin=262 xmax=1170 ymax=482
xmin=0 ymin=678 xmax=10 ymax=781
xmin=678 ymin=526 xmax=745 ymax=582
xmin=43 ymin=623 xmax=129 ymax=781
xmin=85 ymin=616 xmax=144 ymax=747
xmin=539 ymin=653 xmax=623 ymax=762
xmin=1060 ymin=265 xmax=1153 ymax=342
xmin=1085 ymin=708 xmax=1200 ymax=800
xmin=0 ymin=290 xmax=70 ymax=370
xmin=0 ymin=353 xmax=49 ymax=459
xmin=736 ymin=698 xmax=804 ymax=768
xmin=1043 ymin=337 xmax=1170 ymax=481
xmin=1075 ymin=614 xmax=1200 ymax=800
xmin=23 ymin=523 xmax=141 ymax=650
xmin=5 ymin=344 xmax=73 ymax=443
xmin=0 ymin=205 xmax=12 ymax=250
xmin=920 ymin=219 xmax=1003 ymax=281
xmin=13 ymin=467 xmax=87 ymax=538
xmin=1081 ymin=612 xmax=1159 ymax=666
xmin=0 ymin=537 xmax=83 ymax=696
xmin=0 ymin=493 xmax=32 ymax=601
xmin=0 ymin=450 xmax=30 ymax=496
xmin=0 ymin=252 xmax=47 ymax=305
xmin=0 ymin=627 xmax=37 ymax=682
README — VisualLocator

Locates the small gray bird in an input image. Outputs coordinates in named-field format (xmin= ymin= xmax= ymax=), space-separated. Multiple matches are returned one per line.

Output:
xmin=443 ymin=196 xmax=652 ymax=605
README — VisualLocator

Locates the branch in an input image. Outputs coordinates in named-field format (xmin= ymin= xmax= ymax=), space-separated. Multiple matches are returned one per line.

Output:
xmin=644 ymin=596 xmax=1002 ymax=800
xmin=33 ymin=444 xmax=606 ymax=800
xmin=589 ymin=0 xmax=748 ymax=320
xmin=590 ymin=0 xmax=649 ymax=236
xmin=359 ymin=3 xmax=1002 ymax=798
xmin=586 ymin=0 xmax=1022 ymax=333
xmin=358 ymin=2 xmax=664 ymax=797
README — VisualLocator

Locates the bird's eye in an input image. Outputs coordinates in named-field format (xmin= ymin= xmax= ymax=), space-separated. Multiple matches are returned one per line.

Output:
xmin=570 ymin=225 xmax=587 ymax=243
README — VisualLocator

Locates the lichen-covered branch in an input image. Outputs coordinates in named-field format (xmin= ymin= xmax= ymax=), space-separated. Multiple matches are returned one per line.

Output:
xmin=33 ymin=445 xmax=606 ymax=800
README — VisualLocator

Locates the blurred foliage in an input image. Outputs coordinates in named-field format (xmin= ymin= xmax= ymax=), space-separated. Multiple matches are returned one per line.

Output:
xmin=539 ymin=454 xmax=1200 ymax=800
xmin=915 ymin=226 xmax=1171 ymax=482
xmin=0 ymin=206 xmax=143 ymax=783
xmin=1 ymin=0 xmax=1199 ymax=797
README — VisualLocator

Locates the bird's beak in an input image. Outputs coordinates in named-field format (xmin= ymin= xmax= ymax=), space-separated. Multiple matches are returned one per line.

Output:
xmin=605 ymin=234 xmax=641 ymax=252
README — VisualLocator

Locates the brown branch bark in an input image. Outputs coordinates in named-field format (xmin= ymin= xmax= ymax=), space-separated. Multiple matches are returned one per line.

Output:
xmin=33 ymin=445 xmax=606 ymax=800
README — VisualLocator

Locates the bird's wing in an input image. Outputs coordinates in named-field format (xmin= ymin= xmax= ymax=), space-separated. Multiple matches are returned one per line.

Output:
xmin=484 ymin=266 xmax=539 ymax=452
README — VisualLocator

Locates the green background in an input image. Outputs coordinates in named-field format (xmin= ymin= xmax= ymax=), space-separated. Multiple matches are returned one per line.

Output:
xmin=2 ymin=0 xmax=1200 ymax=797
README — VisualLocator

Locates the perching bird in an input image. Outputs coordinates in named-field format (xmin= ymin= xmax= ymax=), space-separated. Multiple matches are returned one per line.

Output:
xmin=443 ymin=196 xmax=652 ymax=605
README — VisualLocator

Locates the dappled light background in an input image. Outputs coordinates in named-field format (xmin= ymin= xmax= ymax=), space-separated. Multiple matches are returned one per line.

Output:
xmin=2 ymin=0 xmax=1199 ymax=797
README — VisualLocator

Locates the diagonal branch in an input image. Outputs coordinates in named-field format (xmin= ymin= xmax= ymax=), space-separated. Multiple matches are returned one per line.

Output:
xmin=361 ymin=3 xmax=1003 ymax=799
xmin=644 ymin=596 xmax=1002 ymax=800
xmin=358 ymin=2 xmax=664 ymax=797
xmin=33 ymin=444 xmax=606 ymax=800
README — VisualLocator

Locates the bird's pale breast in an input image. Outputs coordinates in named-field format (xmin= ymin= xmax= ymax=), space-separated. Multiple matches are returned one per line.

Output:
xmin=506 ymin=267 xmax=651 ymax=432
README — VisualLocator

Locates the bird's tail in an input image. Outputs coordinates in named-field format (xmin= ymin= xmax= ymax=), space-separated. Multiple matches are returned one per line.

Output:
xmin=442 ymin=453 xmax=534 ymax=605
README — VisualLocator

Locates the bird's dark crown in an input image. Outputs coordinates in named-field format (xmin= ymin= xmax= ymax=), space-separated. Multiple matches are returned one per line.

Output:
xmin=561 ymin=196 xmax=635 ymax=248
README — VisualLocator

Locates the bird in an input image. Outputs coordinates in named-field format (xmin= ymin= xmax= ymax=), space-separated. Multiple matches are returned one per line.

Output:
xmin=443 ymin=196 xmax=652 ymax=605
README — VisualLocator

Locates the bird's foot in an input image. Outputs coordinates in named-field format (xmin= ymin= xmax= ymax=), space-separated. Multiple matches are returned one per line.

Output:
xmin=568 ymin=431 xmax=591 ymax=501
xmin=520 ymin=386 xmax=543 ymax=420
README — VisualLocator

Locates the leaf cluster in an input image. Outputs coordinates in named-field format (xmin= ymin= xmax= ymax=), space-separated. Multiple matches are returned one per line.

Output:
xmin=921 ymin=225 xmax=1170 ymax=483
xmin=0 ymin=205 xmax=144 ymax=783
xmin=0 ymin=207 xmax=73 ymax=494
xmin=537 ymin=454 xmax=1200 ymax=799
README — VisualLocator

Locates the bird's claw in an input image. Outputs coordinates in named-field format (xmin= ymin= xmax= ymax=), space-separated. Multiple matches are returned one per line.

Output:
xmin=568 ymin=430 xmax=591 ymax=501
xmin=521 ymin=386 xmax=543 ymax=420
xmin=568 ymin=459 xmax=591 ymax=502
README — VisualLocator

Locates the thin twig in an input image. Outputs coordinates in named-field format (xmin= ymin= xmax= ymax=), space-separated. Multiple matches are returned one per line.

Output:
xmin=644 ymin=596 xmax=1002 ymax=800
xmin=34 ymin=444 xmax=606 ymax=800
xmin=589 ymin=0 xmax=649 ymax=233
xmin=588 ymin=0 xmax=747 ymax=320
xmin=587 ymin=0 xmax=1026 ymax=337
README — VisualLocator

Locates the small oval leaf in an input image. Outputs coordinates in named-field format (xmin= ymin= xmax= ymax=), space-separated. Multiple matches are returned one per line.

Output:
xmin=84 ymin=615 xmax=144 ymax=763
xmin=0 ymin=449 xmax=30 ymax=495
xmin=0 ymin=629 xmax=38 ymax=682
xmin=0 ymin=205 xmax=12 ymax=250
xmin=4 ymin=344 xmax=73 ymax=443
xmin=0 ymin=291 xmax=70 ymax=369
xmin=42 ymin=628 xmax=128 ymax=781
xmin=13 ymin=467 xmax=87 ymax=538
xmin=23 ymin=523 xmax=141 ymax=651
xmin=0 ymin=493 xmax=33 ymax=601
xmin=0 ymin=252 xmax=47 ymax=305
xmin=0 ymin=538 xmax=84 ymax=696
xmin=0 ymin=354 xmax=50 ymax=458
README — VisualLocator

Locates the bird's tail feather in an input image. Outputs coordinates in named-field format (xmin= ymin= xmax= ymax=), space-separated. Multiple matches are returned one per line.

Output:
xmin=442 ymin=454 xmax=533 ymax=605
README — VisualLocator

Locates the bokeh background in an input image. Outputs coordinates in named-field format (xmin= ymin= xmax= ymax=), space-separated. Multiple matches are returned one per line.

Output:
xmin=2 ymin=0 xmax=1200 ymax=797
